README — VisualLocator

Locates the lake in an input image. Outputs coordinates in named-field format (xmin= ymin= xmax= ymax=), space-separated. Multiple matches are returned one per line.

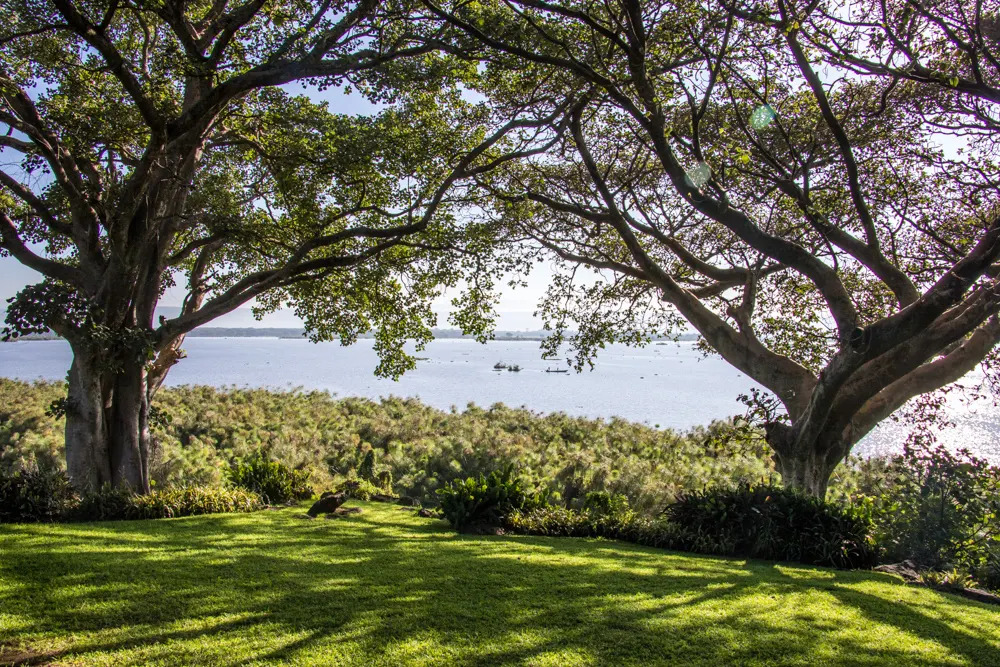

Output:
xmin=1 ymin=337 xmax=996 ymax=460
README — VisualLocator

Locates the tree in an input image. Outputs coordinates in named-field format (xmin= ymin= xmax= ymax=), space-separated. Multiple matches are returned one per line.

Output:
xmin=426 ymin=0 xmax=1000 ymax=496
xmin=0 ymin=0 xmax=526 ymax=492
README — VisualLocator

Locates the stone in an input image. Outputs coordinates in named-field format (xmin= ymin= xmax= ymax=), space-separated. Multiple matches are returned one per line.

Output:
xmin=874 ymin=560 xmax=921 ymax=584
xmin=307 ymin=490 xmax=349 ymax=517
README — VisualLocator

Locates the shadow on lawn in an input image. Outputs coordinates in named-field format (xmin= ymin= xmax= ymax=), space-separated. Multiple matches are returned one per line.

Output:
xmin=1 ymin=507 xmax=998 ymax=666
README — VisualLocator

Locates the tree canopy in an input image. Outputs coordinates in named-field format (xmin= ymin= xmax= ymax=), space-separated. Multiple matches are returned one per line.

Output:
xmin=425 ymin=0 xmax=1000 ymax=496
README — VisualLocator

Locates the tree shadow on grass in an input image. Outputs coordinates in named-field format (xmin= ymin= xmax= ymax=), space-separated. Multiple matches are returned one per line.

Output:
xmin=1 ymin=506 xmax=998 ymax=666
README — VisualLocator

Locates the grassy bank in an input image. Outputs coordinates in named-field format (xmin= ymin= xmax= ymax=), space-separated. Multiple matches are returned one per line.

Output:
xmin=1 ymin=503 xmax=998 ymax=666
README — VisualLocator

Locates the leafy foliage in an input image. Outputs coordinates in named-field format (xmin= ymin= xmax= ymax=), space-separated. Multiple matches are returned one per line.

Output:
xmin=664 ymin=485 xmax=878 ymax=569
xmin=507 ymin=484 xmax=877 ymax=570
xmin=858 ymin=443 xmax=1000 ymax=589
xmin=226 ymin=450 xmax=313 ymax=505
xmin=0 ymin=460 xmax=77 ymax=523
xmin=436 ymin=464 xmax=547 ymax=530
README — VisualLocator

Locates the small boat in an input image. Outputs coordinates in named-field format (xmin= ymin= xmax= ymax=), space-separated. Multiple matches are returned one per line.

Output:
xmin=507 ymin=364 xmax=522 ymax=372
xmin=544 ymin=368 xmax=569 ymax=373
xmin=493 ymin=362 xmax=507 ymax=370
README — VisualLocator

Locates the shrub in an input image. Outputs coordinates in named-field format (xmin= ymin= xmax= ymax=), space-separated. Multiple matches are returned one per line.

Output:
xmin=0 ymin=461 xmax=77 ymax=523
xmin=226 ymin=450 xmax=313 ymax=504
xmin=665 ymin=484 xmax=877 ymax=569
xmin=437 ymin=464 xmax=547 ymax=530
xmin=859 ymin=443 xmax=1000 ymax=589
xmin=508 ymin=484 xmax=876 ymax=570
xmin=75 ymin=485 xmax=263 ymax=521
xmin=505 ymin=505 xmax=681 ymax=549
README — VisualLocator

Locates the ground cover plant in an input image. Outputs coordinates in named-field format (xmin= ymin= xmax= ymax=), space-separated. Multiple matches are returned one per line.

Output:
xmin=1 ymin=502 xmax=998 ymax=666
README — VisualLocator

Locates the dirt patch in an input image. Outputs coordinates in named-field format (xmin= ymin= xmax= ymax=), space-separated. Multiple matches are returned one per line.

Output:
xmin=0 ymin=644 xmax=61 ymax=666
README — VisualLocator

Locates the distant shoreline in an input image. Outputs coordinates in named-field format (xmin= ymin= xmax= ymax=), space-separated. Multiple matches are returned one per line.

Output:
xmin=6 ymin=328 xmax=699 ymax=343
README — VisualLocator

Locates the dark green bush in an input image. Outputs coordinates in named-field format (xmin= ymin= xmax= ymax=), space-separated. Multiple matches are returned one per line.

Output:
xmin=0 ymin=461 xmax=77 ymax=523
xmin=508 ymin=485 xmax=876 ymax=570
xmin=226 ymin=450 xmax=313 ymax=504
xmin=859 ymin=443 xmax=1000 ymax=589
xmin=437 ymin=464 xmax=547 ymax=530
xmin=665 ymin=484 xmax=877 ymax=569
xmin=75 ymin=485 xmax=263 ymax=521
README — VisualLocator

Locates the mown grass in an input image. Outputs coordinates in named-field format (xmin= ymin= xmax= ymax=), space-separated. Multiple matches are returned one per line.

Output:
xmin=1 ymin=503 xmax=998 ymax=666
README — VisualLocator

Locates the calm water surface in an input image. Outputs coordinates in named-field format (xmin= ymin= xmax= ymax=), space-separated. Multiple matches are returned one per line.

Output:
xmin=1 ymin=337 xmax=996 ymax=460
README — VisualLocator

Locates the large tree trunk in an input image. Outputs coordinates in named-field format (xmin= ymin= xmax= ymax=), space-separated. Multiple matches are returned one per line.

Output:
xmin=64 ymin=344 xmax=152 ymax=494
xmin=64 ymin=354 xmax=113 ymax=491
xmin=772 ymin=449 xmax=838 ymax=499
xmin=765 ymin=422 xmax=843 ymax=498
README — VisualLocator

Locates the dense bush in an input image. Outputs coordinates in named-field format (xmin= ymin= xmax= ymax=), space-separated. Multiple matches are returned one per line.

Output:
xmin=665 ymin=484 xmax=877 ymax=569
xmin=508 ymin=485 xmax=876 ymax=570
xmin=226 ymin=450 xmax=313 ymax=504
xmin=857 ymin=443 xmax=1000 ymax=589
xmin=75 ymin=485 xmax=264 ymax=521
xmin=437 ymin=465 xmax=547 ymax=530
xmin=0 ymin=461 xmax=77 ymax=523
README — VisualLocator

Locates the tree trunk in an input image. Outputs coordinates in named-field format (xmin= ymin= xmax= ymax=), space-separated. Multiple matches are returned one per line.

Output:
xmin=64 ymin=354 xmax=112 ymax=492
xmin=64 ymin=345 xmax=152 ymax=494
xmin=772 ymin=448 xmax=838 ymax=499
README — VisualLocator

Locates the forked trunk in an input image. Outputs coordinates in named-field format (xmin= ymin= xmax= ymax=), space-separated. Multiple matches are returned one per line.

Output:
xmin=64 ymin=345 xmax=152 ymax=494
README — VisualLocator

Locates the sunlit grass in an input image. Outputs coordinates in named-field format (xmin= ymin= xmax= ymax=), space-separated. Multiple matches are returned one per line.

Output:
xmin=1 ymin=503 xmax=998 ymax=665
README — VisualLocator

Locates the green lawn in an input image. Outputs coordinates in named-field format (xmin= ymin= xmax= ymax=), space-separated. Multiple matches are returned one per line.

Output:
xmin=1 ymin=503 xmax=998 ymax=666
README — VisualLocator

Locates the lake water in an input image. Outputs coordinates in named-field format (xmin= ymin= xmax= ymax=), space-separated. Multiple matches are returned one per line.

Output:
xmin=1 ymin=338 xmax=996 ymax=460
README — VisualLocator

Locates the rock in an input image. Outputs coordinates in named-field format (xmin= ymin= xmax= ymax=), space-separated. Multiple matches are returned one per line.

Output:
xmin=946 ymin=586 xmax=1000 ymax=606
xmin=416 ymin=508 xmax=434 ymax=518
xmin=874 ymin=560 xmax=922 ymax=584
xmin=370 ymin=493 xmax=398 ymax=503
xmin=875 ymin=560 xmax=1000 ymax=606
xmin=307 ymin=491 xmax=349 ymax=517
